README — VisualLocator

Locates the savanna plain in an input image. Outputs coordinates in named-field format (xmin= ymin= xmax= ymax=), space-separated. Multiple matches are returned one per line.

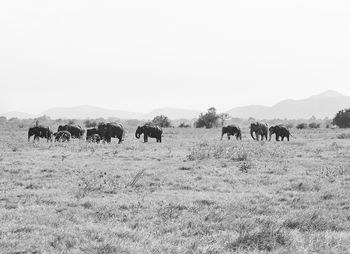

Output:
xmin=1 ymin=126 xmax=350 ymax=254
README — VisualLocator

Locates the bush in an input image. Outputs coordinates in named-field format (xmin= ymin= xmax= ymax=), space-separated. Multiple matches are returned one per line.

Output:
xmin=178 ymin=122 xmax=191 ymax=128
xmin=333 ymin=108 xmax=350 ymax=128
xmin=194 ymin=107 xmax=220 ymax=128
xmin=152 ymin=115 xmax=171 ymax=128
xmin=308 ymin=122 xmax=321 ymax=129
xmin=84 ymin=120 xmax=97 ymax=128
xmin=296 ymin=123 xmax=308 ymax=129
xmin=337 ymin=133 xmax=350 ymax=139
xmin=226 ymin=219 xmax=290 ymax=252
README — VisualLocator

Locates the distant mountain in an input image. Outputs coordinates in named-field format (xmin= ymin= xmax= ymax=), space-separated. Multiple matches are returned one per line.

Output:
xmin=146 ymin=108 xmax=200 ymax=120
xmin=0 ymin=111 xmax=36 ymax=119
xmin=41 ymin=105 xmax=144 ymax=120
xmin=2 ymin=90 xmax=349 ymax=120
xmin=226 ymin=90 xmax=350 ymax=119
xmin=39 ymin=106 xmax=200 ymax=120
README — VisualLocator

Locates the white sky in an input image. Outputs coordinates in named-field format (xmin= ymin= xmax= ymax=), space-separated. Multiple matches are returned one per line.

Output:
xmin=1 ymin=1 xmax=350 ymax=114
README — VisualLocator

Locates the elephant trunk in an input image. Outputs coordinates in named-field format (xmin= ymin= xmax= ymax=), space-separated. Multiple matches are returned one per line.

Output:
xmin=269 ymin=131 xmax=272 ymax=141
xmin=135 ymin=131 xmax=141 ymax=139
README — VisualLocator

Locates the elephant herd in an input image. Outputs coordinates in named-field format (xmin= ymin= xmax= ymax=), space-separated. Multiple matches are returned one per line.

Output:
xmin=221 ymin=122 xmax=291 ymax=141
xmin=28 ymin=123 xmax=163 ymax=143
xmin=28 ymin=121 xmax=291 ymax=144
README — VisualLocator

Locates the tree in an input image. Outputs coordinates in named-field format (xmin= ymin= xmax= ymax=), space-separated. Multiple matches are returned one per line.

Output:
xmin=219 ymin=113 xmax=230 ymax=126
xmin=332 ymin=108 xmax=350 ymax=128
xmin=152 ymin=115 xmax=171 ymax=127
xmin=194 ymin=107 xmax=220 ymax=128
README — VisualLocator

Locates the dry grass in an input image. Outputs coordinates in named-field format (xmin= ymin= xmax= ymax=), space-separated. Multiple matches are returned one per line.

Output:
xmin=1 ymin=126 xmax=350 ymax=253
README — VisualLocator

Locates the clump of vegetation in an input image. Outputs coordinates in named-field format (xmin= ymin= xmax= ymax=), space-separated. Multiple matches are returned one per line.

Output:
xmin=296 ymin=123 xmax=308 ymax=129
xmin=226 ymin=219 xmax=290 ymax=252
xmin=178 ymin=122 xmax=191 ymax=128
xmin=152 ymin=115 xmax=171 ymax=127
xmin=239 ymin=161 xmax=251 ymax=173
xmin=187 ymin=142 xmax=250 ymax=161
xmin=332 ymin=108 xmax=350 ymax=128
xmin=336 ymin=133 xmax=350 ymax=139
xmin=308 ymin=122 xmax=321 ymax=129
xmin=194 ymin=107 xmax=220 ymax=128
xmin=283 ymin=211 xmax=344 ymax=232
xmin=186 ymin=142 xmax=211 ymax=161
xmin=194 ymin=107 xmax=228 ymax=128
xmin=75 ymin=171 xmax=121 ymax=199
xmin=84 ymin=119 xmax=97 ymax=128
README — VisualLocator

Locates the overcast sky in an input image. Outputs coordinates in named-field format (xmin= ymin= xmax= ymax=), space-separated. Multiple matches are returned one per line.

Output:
xmin=1 ymin=1 xmax=350 ymax=114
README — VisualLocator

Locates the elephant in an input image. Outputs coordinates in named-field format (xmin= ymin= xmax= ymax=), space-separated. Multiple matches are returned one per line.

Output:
xmin=86 ymin=128 xmax=100 ymax=141
xmin=87 ymin=134 xmax=101 ymax=143
xmin=269 ymin=125 xmax=290 ymax=141
xmin=221 ymin=125 xmax=242 ymax=140
xmin=58 ymin=125 xmax=84 ymax=139
xmin=28 ymin=126 xmax=52 ymax=142
xmin=53 ymin=130 xmax=71 ymax=142
xmin=98 ymin=123 xmax=125 ymax=143
xmin=135 ymin=123 xmax=163 ymax=143
xmin=250 ymin=122 xmax=268 ymax=141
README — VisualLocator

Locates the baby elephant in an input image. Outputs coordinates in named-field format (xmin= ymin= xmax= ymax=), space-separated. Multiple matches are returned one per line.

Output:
xmin=221 ymin=125 xmax=242 ymax=140
xmin=54 ymin=130 xmax=71 ymax=142
xmin=87 ymin=133 xmax=101 ymax=143
xmin=269 ymin=125 xmax=290 ymax=141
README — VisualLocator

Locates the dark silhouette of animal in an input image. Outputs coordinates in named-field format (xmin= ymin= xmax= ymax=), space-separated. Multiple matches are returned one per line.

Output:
xmin=221 ymin=125 xmax=242 ymax=140
xmin=269 ymin=125 xmax=290 ymax=141
xmin=98 ymin=123 xmax=125 ymax=143
xmin=58 ymin=125 xmax=84 ymax=139
xmin=28 ymin=126 xmax=52 ymax=142
xmin=87 ymin=133 xmax=101 ymax=143
xmin=86 ymin=128 xmax=100 ymax=140
xmin=53 ymin=130 xmax=71 ymax=142
xmin=135 ymin=123 xmax=163 ymax=143
xmin=250 ymin=122 xmax=268 ymax=141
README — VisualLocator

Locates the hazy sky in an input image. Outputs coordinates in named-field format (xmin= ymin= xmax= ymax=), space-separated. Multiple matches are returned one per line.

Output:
xmin=1 ymin=1 xmax=350 ymax=114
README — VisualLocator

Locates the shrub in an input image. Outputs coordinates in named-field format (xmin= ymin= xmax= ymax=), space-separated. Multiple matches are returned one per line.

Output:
xmin=296 ymin=123 xmax=308 ymax=129
xmin=336 ymin=133 xmax=350 ymax=139
xmin=226 ymin=219 xmax=290 ymax=252
xmin=333 ymin=108 xmax=350 ymax=128
xmin=178 ymin=122 xmax=191 ymax=128
xmin=84 ymin=119 xmax=97 ymax=128
xmin=308 ymin=122 xmax=321 ymax=129
xmin=152 ymin=115 xmax=171 ymax=127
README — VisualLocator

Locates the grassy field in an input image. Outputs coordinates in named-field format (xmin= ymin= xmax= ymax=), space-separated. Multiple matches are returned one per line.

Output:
xmin=1 ymin=126 xmax=350 ymax=253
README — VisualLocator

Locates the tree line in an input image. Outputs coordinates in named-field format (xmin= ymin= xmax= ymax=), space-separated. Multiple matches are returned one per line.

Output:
xmin=1 ymin=107 xmax=350 ymax=129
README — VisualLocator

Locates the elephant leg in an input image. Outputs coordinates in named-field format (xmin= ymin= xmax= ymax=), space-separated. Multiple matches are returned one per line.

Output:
xmin=144 ymin=135 xmax=148 ymax=143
